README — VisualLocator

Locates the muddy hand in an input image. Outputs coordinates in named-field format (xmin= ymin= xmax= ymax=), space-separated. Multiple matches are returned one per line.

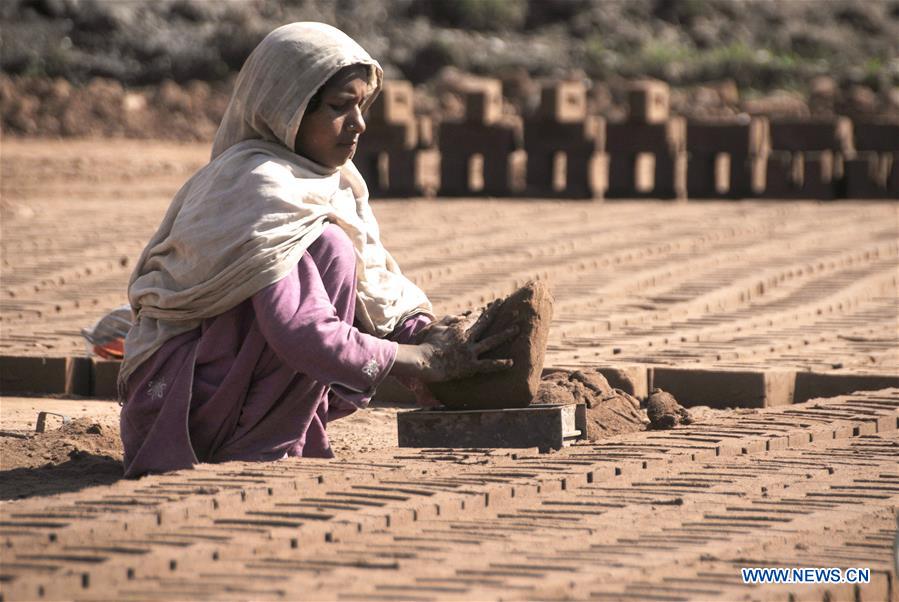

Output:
xmin=414 ymin=314 xmax=466 ymax=343
xmin=418 ymin=307 xmax=517 ymax=382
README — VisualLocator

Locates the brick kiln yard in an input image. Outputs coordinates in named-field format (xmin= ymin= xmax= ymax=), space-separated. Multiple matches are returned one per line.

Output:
xmin=1 ymin=139 xmax=898 ymax=601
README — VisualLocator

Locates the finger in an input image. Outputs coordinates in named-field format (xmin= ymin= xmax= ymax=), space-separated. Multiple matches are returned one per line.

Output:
xmin=437 ymin=315 xmax=464 ymax=326
xmin=472 ymin=358 xmax=514 ymax=374
xmin=467 ymin=299 xmax=502 ymax=340
xmin=471 ymin=325 xmax=519 ymax=355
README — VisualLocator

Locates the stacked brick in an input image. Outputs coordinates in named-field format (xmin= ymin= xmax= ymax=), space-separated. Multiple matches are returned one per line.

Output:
xmin=523 ymin=81 xmax=606 ymax=198
xmin=356 ymin=78 xmax=896 ymax=200
xmin=437 ymin=78 xmax=520 ymax=196
xmin=353 ymin=81 xmax=424 ymax=196
xmin=686 ymin=118 xmax=768 ymax=198
xmin=845 ymin=120 xmax=899 ymax=198
xmin=606 ymin=80 xmax=686 ymax=199
xmin=764 ymin=118 xmax=854 ymax=199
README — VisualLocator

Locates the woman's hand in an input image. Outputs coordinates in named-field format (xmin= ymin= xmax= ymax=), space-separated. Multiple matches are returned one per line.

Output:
xmin=392 ymin=301 xmax=517 ymax=383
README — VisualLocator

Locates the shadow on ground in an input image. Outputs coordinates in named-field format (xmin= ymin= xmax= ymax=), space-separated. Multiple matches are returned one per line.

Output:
xmin=0 ymin=454 xmax=124 ymax=500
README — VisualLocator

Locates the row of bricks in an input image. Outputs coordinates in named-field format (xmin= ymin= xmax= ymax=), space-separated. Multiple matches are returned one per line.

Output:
xmin=1 ymin=399 xmax=890 ymax=560
xmin=539 ymin=459 xmax=899 ymax=602
xmin=372 ymin=79 xmax=895 ymax=152
xmin=547 ymin=238 xmax=898 ymax=339
xmin=93 ymin=455 xmax=895 ymax=602
xmin=3 ymin=390 xmax=895 ymax=538
xmin=1 ymin=351 xmax=896 ymax=409
xmin=3 ymin=400 xmax=895 ymax=601
xmin=355 ymin=145 xmax=899 ymax=199
xmin=0 ymin=355 xmax=119 ymax=397
xmin=357 ymin=79 xmax=899 ymax=198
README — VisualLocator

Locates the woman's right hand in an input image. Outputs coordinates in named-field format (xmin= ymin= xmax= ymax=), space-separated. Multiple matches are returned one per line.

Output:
xmin=392 ymin=301 xmax=517 ymax=383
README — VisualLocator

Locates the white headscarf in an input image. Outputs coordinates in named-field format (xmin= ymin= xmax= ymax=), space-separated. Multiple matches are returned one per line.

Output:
xmin=119 ymin=22 xmax=433 ymax=392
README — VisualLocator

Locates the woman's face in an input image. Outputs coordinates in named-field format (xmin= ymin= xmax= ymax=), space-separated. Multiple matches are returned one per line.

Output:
xmin=294 ymin=65 xmax=370 ymax=169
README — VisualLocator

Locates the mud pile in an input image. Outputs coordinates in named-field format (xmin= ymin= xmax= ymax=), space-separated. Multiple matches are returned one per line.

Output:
xmin=0 ymin=74 xmax=231 ymax=140
xmin=536 ymin=369 xmax=648 ymax=439
xmin=646 ymin=388 xmax=694 ymax=429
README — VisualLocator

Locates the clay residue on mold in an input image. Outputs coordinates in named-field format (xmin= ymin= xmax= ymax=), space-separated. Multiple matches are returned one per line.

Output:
xmin=428 ymin=280 xmax=554 ymax=410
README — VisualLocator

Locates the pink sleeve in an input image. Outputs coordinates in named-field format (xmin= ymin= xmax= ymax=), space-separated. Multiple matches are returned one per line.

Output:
xmin=252 ymin=254 xmax=397 ymax=405
xmin=387 ymin=313 xmax=433 ymax=344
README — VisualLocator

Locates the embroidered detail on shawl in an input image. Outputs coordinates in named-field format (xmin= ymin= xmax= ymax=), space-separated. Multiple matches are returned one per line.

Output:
xmin=147 ymin=378 xmax=168 ymax=400
xmin=362 ymin=358 xmax=380 ymax=380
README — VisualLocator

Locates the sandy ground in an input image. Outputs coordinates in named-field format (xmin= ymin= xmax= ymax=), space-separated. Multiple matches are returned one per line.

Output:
xmin=0 ymin=395 xmax=403 ymax=500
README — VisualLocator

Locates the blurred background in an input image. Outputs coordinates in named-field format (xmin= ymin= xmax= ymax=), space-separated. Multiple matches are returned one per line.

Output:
xmin=2 ymin=0 xmax=898 ymax=141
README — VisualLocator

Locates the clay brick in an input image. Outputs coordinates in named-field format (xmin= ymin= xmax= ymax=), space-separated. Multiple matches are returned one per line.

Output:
xmin=686 ymin=118 xmax=769 ymax=155
xmin=66 ymin=356 xmax=92 ymax=395
xmin=797 ymin=150 xmax=836 ymax=199
xmin=627 ymin=79 xmax=670 ymax=124
xmin=366 ymin=80 xmax=414 ymax=125
xmin=359 ymin=121 xmax=416 ymax=151
xmin=592 ymin=365 xmax=649 ymax=399
xmin=650 ymin=367 xmax=796 ymax=409
xmin=354 ymin=147 xmax=418 ymax=196
xmin=607 ymin=119 xmax=685 ymax=154
xmin=607 ymin=148 xmax=686 ymax=199
xmin=654 ymin=152 xmax=687 ymax=199
xmin=852 ymin=120 xmax=899 ymax=152
xmin=769 ymin=118 xmax=853 ymax=153
xmin=857 ymin=570 xmax=891 ymax=602
xmin=686 ymin=153 xmax=718 ymax=198
xmin=92 ymin=359 xmax=121 ymax=398
xmin=538 ymin=80 xmax=588 ymax=123
xmin=843 ymin=152 xmax=892 ymax=198
xmin=523 ymin=118 xmax=605 ymax=197
xmin=760 ymin=151 xmax=800 ymax=197
xmin=523 ymin=117 xmax=604 ymax=149
xmin=688 ymin=152 xmax=763 ymax=198
xmin=606 ymin=153 xmax=637 ymax=197
xmin=524 ymin=147 xmax=606 ymax=198
xmin=438 ymin=122 xmax=518 ymax=195
xmin=417 ymin=115 xmax=434 ymax=148
xmin=0 ymin=355 xmax=68 ymax=394
xmin=463 ymin=79 xmax=503 ymax=125
xmin=887 ymin=151 xmax=899 ymax=197
xmin=793 ymin=372 xmax=899 ymax=404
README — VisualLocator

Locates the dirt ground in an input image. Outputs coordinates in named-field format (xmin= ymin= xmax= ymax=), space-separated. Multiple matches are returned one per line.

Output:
xmin=0 ymin=395 xmax=405 ymax=500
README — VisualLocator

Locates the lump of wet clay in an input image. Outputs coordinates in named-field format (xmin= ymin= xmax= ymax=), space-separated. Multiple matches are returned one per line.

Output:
xmin=428 ymin=280 xmax=553 ymax=410
xmin=535 ymin=369 xmax=647 ymax=439
xmin=646 ymin=388 xmax=693 ymax=429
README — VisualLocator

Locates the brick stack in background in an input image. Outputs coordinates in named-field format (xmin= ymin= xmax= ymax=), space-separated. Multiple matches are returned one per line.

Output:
xmin=606 ymin=80 xmax=686 ymax=199
xmin=845 ymin=120 xmax=899 ymax=199
xmin=0 ymin=355 xmax=120 ymax=398
xmin=523 ymin=80 xmax=606 ymax=199
xmin=764 ymin=117 xmax=854 ymax=199
xmin=686 ymin=118 xmax=769 ymax=198
xmin=354 ymin=80 xmax=424 ymax=197
xmin=438 ymin=78 xmax=521 ymax=196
